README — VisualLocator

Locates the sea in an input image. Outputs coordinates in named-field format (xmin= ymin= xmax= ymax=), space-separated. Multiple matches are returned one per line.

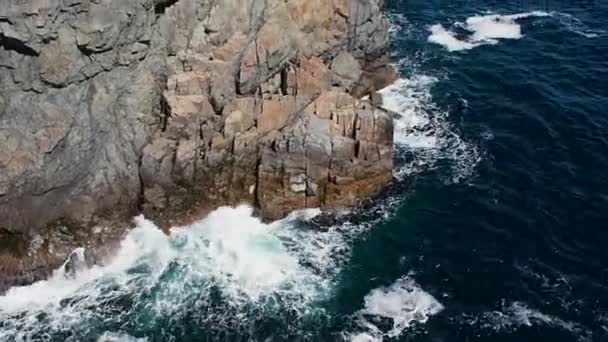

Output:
xmin=1 ymin=0 xmax=607 ymax=341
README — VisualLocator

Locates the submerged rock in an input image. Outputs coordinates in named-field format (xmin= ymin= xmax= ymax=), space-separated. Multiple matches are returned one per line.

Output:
xmin=0 ymin=0 xmax=396 ymax=287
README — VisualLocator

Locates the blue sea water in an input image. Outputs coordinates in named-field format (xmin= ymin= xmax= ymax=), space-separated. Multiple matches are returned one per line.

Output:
xmin=1 ymin=1 xmax=607 ymax=341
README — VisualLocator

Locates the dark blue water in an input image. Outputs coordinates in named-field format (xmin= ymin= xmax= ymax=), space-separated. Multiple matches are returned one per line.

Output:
xmin=1 ymin=1 xmax=607 ymax=341
xmin=335 ymin=0 xmax=608 ymax=340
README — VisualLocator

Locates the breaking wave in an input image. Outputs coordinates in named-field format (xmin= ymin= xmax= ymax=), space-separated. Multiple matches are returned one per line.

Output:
xmin=385 ymin=8 xmax=481 ymax=184
xmin=458 ymin=301 xmax=593 ymax=342
xmin=345 ymin=276 xmax=444 ymax=342
xmin=428 ymin=11 xmax=606 ymax=52
xmin=427 ymin=11 xmax=550 ymax=51
xmin=0 ymin=206 xmax=337 ymax=340
xmin=380 ymin=76 xmax=481 ymax=183
xmin=0 ymin=71 xmax=474 ymax=339
xmin=97 ymin=332 xmax=148 ymax=342
xmin=0 ymin=202 xmax=446 ymax=341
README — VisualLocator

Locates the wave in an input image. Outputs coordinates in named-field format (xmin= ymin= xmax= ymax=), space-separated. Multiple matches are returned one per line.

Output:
xmin=428 ymin=11 xmax=607 ymax=52
xmin=0 ymin=206 xmax=340 ymax=340
xmin=551 ymin=12 xmax=608 ymax=38
xmin=458 ymin=301 xmax=593 ymax=341
xmin=384 ymin=11 xmax=482 ymax=182
xmin=0 ymin=87 xmax=472 ymax=337
xmin=97 ymin=332 xmax=148 ymax=342
xmin=345 ymin=276 xmax=444 ymax=342
xmin=0 ymin=72 xmax=472 ymax=339
xmin=380 ymin=77 xmax=481 ymax=183
xmin=427 ymin=11 xmax=550 ymax=52
xmin=387 ymin=12 xmax=414 ymax=39
xmin=0 ymin=204 xmax=429 ymax=341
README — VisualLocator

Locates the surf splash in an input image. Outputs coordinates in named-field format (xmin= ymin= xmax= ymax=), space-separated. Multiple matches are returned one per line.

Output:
xmin=380 ymin=76 xmax=480 ymax=183
xmin=456 ymin=301 xmax=593 ymax=341
xmin=427 ymin=11 xmax=607 ymax=52
xmin=0 ymin=200 xmax=446 ymax=341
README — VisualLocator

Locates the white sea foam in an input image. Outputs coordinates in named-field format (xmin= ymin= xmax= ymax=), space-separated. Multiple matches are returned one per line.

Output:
xmin=0 ymin=71 xmax=471 ymax=339
xmin=382 ymin=76 xmax=439 ymax=149
xmin=460 ymin=301 xmax=593 ymax=341
xmin=0 ymin=217 xmax=175 ymax=314
xmin=350 ymin=333 xmax=379 ymax=342
xmin=428 ymin=11 xmax=550 ymax=51
xmin=552 ymin=12 xmax=608 ymax=38
xmin=171 ymin=206 xmax=315 ymax=300
xmin=346 ymin=276 xmax=444 ymax=341
xmin=0 ymin=204 xmax=446 ymax=341
xmin=0 ymin=205 xmax=393 ymax=340
xmin=97 ymin=331 xmax=148 ymax=342
xmin=380 ymin=77 xmax=481 ymax=182
xmin=381 ymin=12 xmax=482 ymax=184
xmin=387 ymin=12 xmax=413 ymax=38
xmin=0 ymin=14 xmax=487 ymax=341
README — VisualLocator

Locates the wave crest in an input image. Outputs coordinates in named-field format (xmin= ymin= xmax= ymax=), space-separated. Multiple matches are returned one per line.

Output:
xmin=428 ymin=11 xmax=550 ymax=52
xmin=346 ymin=276 xmax=444 ymax=342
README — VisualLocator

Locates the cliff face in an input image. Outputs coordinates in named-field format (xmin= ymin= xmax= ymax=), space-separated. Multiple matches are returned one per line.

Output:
xmin=0 ymin=0 xmax=396 ymax=286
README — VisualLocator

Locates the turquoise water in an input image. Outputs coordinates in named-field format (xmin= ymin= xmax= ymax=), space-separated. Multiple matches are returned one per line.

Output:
xmin=1 ymin=1 xmax=607 ymax=341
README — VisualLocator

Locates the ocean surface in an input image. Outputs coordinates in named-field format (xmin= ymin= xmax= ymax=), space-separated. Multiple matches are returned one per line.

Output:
xmin=1 ymin=0 xmax=607 ymax=341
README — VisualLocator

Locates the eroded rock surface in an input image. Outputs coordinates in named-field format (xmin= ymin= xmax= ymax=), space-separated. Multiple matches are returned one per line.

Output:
xmin=0 ymin=0 xmax=397 ymax=289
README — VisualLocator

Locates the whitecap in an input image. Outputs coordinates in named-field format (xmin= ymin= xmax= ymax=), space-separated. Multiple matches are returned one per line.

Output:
xmin=459 ymin=301 xmax=593 ymax=341
xmin=428 ymin=24 xmax=478 ymax=52
xmin=0 ymin=223 xmax=173 ymax=313
xmin=346 ymin=276 xmax=444 ymax=341
xmin=428 ymin=11 xmax=550 ymax=51
xmin=381 ymin=75 xmax=439 ymax=149
xmin=97 ymin=331 xmax=148 ymax=342
xmin=0 ymin=16 xmax=482 ymax=340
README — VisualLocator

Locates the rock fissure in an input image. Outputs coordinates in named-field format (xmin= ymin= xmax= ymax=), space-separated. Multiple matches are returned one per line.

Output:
xmin=0 ymin=34 xmax=39 ymax=56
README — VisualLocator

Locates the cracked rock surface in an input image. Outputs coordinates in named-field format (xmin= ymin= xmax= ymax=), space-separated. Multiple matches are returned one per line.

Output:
xmin=0 ymin=0 xmax=397 ymax=289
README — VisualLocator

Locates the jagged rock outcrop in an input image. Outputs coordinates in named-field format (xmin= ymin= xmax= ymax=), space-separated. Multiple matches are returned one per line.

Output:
xmin=0 ymin=0 xmax=397 ymax=289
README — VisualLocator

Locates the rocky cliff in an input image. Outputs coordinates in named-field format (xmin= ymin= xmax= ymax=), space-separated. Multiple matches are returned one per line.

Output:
xmin=0 ymin=0 xmax=396 ymax=289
